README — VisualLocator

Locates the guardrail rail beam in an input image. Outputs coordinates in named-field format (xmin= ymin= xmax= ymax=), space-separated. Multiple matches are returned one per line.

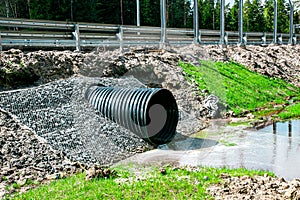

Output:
xmin=0 ymin=17 xmax=299 ymax=49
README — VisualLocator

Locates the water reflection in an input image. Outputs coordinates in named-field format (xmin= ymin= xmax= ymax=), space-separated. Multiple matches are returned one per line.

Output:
xmin=168 ymin=136 xmax=218 ymax=151
xmin=213 ymin=120 xmax=300 ymax=180
xmin=121 ymin=119 xmax=300 ymax=180
xmin=180 ymin=119 xmax=300 ymax=180
xmin=269 ymin=120 xmax=300 ymax=137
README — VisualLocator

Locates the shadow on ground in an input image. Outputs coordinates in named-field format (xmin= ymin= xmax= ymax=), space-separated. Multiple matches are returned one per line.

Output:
xmin=161 ymin=132 xmax=219 ymax=151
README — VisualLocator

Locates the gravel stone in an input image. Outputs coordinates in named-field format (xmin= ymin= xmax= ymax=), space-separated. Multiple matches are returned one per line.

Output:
xmin=0 ymin=109 xmax=84 ymax=197
xmin=0 ymin=77 xmax=152 ymax=165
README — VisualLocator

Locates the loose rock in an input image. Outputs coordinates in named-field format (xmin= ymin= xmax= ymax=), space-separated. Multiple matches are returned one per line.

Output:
xmin=208 ymin=174 xmax=300 ymax=200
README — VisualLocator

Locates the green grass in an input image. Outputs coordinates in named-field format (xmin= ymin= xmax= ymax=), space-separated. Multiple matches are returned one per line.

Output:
xmin=11 ymin=183 xmax=21 ymax=190
xmin=179 ymin=61 xmax=300 ymax=116
xmin=227 ymin=121 xmax=252 ymax=127
xmin=7 ymin=166 xmax=274 ymax=200
xmin=253 ymin=107 xmax=284 ymax=117
xmin=218 ymin=139 xmax=237 ymax=147
xmin=191 ymin=130 xmax=208 ymax=139
xmin=277 ymin=103 xmax=300 ymax=120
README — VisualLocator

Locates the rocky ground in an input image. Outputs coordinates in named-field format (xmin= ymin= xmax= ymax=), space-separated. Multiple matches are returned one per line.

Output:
xmin=208 ymin=173 xmax=300 ymax=199
xmin=0 ymin=44 xmax=300 ymax=199
xmin=0 ymin=109 xmax=85 ymax=197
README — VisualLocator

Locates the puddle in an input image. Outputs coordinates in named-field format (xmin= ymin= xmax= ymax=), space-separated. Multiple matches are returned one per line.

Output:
xmin=119 ymin=119 xmax=300 ymax=180
xmin=261 ymin=120 xmax=300 ymax=137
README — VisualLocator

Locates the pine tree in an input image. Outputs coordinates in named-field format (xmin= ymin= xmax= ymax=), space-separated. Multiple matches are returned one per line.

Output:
xmin=97 ymin=0 xmax=120 ymax=24
xmin=167 ymin=0 xmax=190 ymax=28
xmin=263 ymin=0 xmax=274 ymax=32
xmin=29 ymin=0 xmax=52 ymax=19
xmin=227 ymin=0 xmax=239 ymax=31
xmin=251 ymin=0 xmax=265 ymax=32
xmin=0 ymin=0 xmax=30 ymax=18
xmin=214 ymin=0 xmax=221 ymax=30
xmin=140 ymin=0 xmax=160 ymax=26
xmin=277 ymin=0 xmax=289 ymax=33
xmin=123 ymin=0 xmax=136 ymax=25
xmin=199 ymin=0 xmax=215 ymax=29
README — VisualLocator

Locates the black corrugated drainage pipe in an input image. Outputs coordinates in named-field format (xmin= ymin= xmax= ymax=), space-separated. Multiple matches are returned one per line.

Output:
xmin=85 ymin=86 xmax=178 ymax=145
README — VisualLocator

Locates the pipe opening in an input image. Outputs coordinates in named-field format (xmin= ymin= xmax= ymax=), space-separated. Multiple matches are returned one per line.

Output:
xmin=146 ymin=89 xmax=178 ymax=145
xmin=85 ymin=86 xmax=179 ymax=145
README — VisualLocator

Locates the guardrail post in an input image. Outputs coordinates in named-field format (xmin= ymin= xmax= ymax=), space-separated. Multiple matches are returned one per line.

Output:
xmin=193 ymin=0 xmax=199 ymax=44
xmin=73 ymin=24 xmax=81 ymax=51
xmin=220 ymin=0 xmax=225 ymax=45
xmin=242 ymin=33 xmax=247 ymax=45
xmin=238 ymin=0 xmax=243 ymax=45
xmin=262 ymin=33 xmax=266 ymax=45
xmin=117 ymin=26 xmax=124 ymax=50
xmin=160 ymin=0 xmax=167 ymax=48
xmin=273 ymin=0 xmax=278 ymax=44
xmin=136 ymin=0 xmax=140 ymax=35
xmin=294 ymin=24 xmax=298 ymax=44
xmin=293 ymin=34 xmax=297 ymax=44
xmin=0 ymin=32 xmax=2 ymax=52
xmin=288 ymin=0 xmax=294 ymax=45
xmin=198 ymin=30 xmax=202 ymax=44
xmin=224 ymin=32 xmax=228 ymax=44
xmin=278 ymin=34 xmax=282 ymax=44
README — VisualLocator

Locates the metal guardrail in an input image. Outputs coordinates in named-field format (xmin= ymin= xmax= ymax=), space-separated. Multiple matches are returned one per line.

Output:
xmin=0 ymin=17 xmax=299 ymax=51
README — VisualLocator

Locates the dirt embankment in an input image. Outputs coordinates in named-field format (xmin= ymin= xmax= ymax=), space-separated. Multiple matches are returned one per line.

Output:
xmin=1 ymin=44 xmax=299 ymax=116
xmin=206 ymin=44 xmax=300 ymax=87
xmin=1 ymin=44 xmax=299 ymax=91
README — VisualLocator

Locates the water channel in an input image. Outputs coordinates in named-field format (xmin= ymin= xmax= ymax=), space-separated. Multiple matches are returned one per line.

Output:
xmin=120 ymin=119 xmax=300 ymax=180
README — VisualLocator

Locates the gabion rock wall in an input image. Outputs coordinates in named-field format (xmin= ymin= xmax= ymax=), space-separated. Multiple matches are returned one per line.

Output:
xmin=0 ymin=76 xmax=152 ymax=165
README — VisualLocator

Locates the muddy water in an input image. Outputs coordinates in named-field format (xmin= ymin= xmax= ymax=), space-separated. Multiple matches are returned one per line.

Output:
xmin=119 ymin=119 xmax=300 ymax=180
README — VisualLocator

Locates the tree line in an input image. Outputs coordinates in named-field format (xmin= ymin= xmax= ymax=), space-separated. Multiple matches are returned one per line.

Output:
xmin=0 ymin=0 xmax=299 ymax=33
